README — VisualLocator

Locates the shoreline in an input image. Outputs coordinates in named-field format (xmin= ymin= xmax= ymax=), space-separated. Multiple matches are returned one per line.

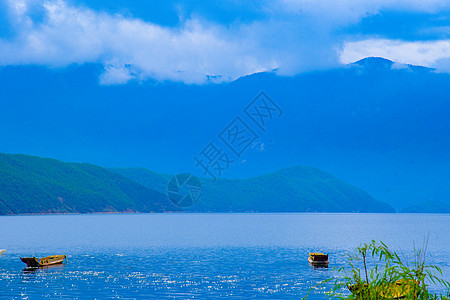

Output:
xmin=1 ymin=211 xmax=449 ymax=217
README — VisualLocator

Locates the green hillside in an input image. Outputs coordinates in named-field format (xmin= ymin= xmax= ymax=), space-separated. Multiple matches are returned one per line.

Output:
xmin=108 ymin=167 xmax=172 ymax=194
xmin=113 ymin=166 xmax=396 ymax=213
xmin=0 ymin=153 xmax=175 ymax=215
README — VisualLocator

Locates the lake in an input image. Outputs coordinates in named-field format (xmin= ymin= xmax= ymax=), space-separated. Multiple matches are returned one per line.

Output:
xmin=1 ymin=213 xmax=449 ymax=299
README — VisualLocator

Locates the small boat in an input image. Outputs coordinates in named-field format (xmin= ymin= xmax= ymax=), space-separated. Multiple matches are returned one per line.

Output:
xmin=0 ymin=249 xmax=6 ymax=254
xmin=308 ymin=252 xmax=329 ymax=267
xmin=20 ymin=255 xmax=67 ymax=268
xmin=348 ymin=279 xmax=419 ymax=299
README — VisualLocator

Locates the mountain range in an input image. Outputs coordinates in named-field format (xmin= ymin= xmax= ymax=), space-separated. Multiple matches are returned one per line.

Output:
xmin=0 ymin=57 xmax=449 ymax=210
xmin=112 ymin=166 xmax=395 ymax=212
xmin=0 ymin=153 xmax=395 ymax=214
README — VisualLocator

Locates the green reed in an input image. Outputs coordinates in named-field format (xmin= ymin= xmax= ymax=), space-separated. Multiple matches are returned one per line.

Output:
xmin=326 ymin=240 xmax=450 ymax=300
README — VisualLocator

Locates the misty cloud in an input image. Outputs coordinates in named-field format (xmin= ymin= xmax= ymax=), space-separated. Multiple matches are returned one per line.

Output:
xmin=1 ymin=0 xmax=450 ymax=84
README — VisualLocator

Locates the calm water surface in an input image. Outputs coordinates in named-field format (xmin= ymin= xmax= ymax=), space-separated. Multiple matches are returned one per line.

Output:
xmin=0 ymin=213 xmax=449 ymax=299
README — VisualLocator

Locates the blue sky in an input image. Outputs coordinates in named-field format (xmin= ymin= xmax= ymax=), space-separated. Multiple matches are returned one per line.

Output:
xmin=1 ymin=0 xmax=450 ymax=84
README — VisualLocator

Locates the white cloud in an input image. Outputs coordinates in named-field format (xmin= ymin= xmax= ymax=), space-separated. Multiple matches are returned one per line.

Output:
xmin=0 ymin=0 xmax=279 ymax=84
xmin=99 ymin=61 xmax=136 ymax=85
xmin=0 ymin=0 xmax=363 ymax=84
xmin=1 ymin=0 xmax=450 ymax=84
xmin=340 ymin=39 xmax=450 ymax=69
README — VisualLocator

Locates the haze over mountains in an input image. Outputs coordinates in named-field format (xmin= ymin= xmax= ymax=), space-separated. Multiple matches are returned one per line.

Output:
xmin=0 ymin=153 xmax=394 ymax=214
xmin=0 ymin=57 xmax=449 ymax=210
xmin=113 ymin=166 xmax=395 ymax=213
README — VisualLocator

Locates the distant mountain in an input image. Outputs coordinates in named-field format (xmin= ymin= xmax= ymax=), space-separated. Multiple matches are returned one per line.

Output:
xmin=352 ymin=57 xmax=433 ymax=73
xmin=1 ymin=57 xmax=449 ymax=210
xmin=109 ymin=167 xmax=172 ymax=194
xmin=0 ymin=153 xmax=174 ymax=215
xmin=353 ymin=57 xmax=395 ymax=70
xmin=113 ymin=166 xmax=396 ymax=213
xmin=401 ymin=200 xmax=450 ymax=213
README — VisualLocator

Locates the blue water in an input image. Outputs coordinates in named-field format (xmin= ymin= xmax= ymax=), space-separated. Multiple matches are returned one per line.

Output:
xmin=1 ymin=213 xmax=449 ymax=299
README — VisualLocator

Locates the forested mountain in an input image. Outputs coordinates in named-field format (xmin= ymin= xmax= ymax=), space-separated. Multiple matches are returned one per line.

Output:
xmin=0 ymin=153 xmax=395 ymax=215
xmin=0 ymin=153 xmax=174 ymax=215
xmin=112 ymin=166 xmax=396 ymax=213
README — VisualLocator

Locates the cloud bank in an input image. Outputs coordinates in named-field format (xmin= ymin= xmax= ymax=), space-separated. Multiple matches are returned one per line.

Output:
xmin=0 ymin=0 xmax=280 ymax=84
xmin=1 ymin=0 xmax=450 ymax=84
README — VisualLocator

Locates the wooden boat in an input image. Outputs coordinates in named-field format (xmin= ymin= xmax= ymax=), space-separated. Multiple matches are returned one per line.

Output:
xmin=308 ymin=252 xmax=329 ymax=267
xmin=21 ymin=255 xmax=66 ymax=268
xmin=0 ymin=249 xmax=6 ymax=254
xmin=348 ymin=279 xmax=419 ymax=299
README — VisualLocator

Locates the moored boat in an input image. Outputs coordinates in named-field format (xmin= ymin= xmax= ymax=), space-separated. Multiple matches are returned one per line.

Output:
xmin=21 ymin=255 xmax=67 ymax=268
xmin=308 ymin=252 xmax=329 ymax=267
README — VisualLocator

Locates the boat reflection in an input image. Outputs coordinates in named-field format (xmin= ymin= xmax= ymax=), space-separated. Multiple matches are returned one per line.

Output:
xmin=22 ymin=263 xmax=66 ymax=274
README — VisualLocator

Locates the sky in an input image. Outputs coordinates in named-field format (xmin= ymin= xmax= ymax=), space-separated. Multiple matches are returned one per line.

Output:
xmin=1 ymin=0 xmax=450 ymax=84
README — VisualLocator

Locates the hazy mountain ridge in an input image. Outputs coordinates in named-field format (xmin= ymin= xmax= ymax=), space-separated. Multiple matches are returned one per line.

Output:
xmin=400 ymin=200 xmax=450 ymax=213
xmin=112 ymin=166 xmax=396 ymax=213
xmin=351 ymin=57 xmax=434 ymax=73
xmin=0 ymin=152 xmax=396 ymax=214
xmin=0 ymin=57 xmax=449 ymax=210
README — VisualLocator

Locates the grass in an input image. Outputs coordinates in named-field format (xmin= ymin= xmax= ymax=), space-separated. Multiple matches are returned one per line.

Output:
xmin=307 ymin=240 xmax=450 ymax=300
